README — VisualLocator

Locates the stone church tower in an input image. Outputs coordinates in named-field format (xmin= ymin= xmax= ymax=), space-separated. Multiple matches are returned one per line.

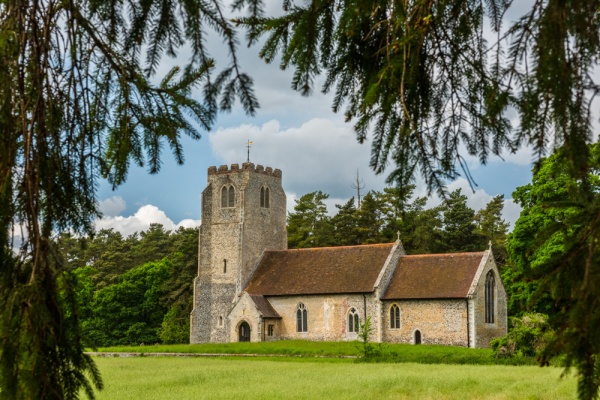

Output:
xmin=190 ymin=163 xmax=287 ymax=343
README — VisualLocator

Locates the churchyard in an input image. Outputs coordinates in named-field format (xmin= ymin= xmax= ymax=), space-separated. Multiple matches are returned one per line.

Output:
xmin=89 ymin=342 xmax=576 ymax=399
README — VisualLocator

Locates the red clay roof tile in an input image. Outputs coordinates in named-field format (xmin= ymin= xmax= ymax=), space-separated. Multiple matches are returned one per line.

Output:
xmin=245 ymin=243 xmax=395 ymax=295
xmin=382 ymin=252 xmax=485 ymax=299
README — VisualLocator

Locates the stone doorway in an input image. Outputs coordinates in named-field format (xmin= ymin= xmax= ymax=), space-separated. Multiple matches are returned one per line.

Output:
xmin=238 ymin=321 xmax=251 ymax=342
xmin=414 ymin=329 xmax=421 ymax=345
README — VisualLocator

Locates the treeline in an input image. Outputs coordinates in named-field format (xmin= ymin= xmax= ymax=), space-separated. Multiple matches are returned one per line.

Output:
xmin=62 ymin=186 xmax=511 ymax=347
xmin=58 ymin=225 xmax=198 ymax=347
xmin=288 ymin=186 xmax=509 ymax=262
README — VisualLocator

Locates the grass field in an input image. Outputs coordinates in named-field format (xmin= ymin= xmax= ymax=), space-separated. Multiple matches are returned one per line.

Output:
xmin=96 ymin=340 xmax=535 ymax=366
xmin=91 ymin=356 xmax=576 ymax=399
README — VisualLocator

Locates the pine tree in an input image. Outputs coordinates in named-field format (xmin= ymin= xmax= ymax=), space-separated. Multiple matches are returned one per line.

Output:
xmin=330 ymin=198 xmax=360 ymax=246
xmin=0 ymin=1 xmax=256 ymax=398
xmin=287 ymin=191 xmax=334 ymax=248
xmin=439 ymin=189 xmax=479 ymax=253
xmin=475 ymin=195 xmax=509 ymax=264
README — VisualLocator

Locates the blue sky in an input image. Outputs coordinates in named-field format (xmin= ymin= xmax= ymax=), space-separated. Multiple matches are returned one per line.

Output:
xmin=94 ymin=3 xmax=536 ymax=237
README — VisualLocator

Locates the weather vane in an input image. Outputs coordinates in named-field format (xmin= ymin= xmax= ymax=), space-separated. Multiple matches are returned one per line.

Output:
xmin=246 ymin=140 xmax=253 ymax=163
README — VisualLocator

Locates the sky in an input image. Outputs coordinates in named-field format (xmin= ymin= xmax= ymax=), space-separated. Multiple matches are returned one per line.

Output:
xmin=94 ymin=2 xmax=538 ymax=238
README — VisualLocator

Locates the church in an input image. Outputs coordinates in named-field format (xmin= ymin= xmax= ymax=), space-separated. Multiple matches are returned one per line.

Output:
xmin=190 ymin=163 xmax=507 ymax=348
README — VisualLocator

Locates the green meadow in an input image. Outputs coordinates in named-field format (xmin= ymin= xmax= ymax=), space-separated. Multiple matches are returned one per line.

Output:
xmin=90 ymin=342 xmax=575 ymax=399
xmin=95 ymin=341 xmax=534 ymax=366
xmin=91 ymin=356 xmax=576 ymax=400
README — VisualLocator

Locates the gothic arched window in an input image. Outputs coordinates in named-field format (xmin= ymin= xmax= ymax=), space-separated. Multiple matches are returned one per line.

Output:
xmin=221 ymin=185 xmax=235 ymax=208
xmin=221 ymin=186 xmax=228 ymax=208
xmin=296 ymin=303 xmax=308 ymax=332
xmin=390 ymin=304 xmax=400 ymax=329
xmin=260 ymin=186 xmax=270 ymax=208
xmin=347 ymin=307 xmax=360 ymax=333
xmin=485 ymin=270 xmax=495 ymax=324
xmin=228 ymin=185 xmax=235 ymax=207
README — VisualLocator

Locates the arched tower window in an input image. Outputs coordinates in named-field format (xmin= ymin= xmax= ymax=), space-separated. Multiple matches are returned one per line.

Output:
xmin=221 ymin=186 xmax=228 ymax=207
xmin=390 ymin=304 xmax=400 ymax=329
xmin=260 ymin=186 xmax=270 ymax=208
xmin=485 ymin=270 xmax=495 ymax=324
xmin=221 ymin=185 xmax=235 ymax=208
xmin=228 ymin=186 xmax=235 ymax=207
xmin=347 ymin=307 xmax=360 ymax=333
xmin=296 ymin=303 xmax=308 ymax=332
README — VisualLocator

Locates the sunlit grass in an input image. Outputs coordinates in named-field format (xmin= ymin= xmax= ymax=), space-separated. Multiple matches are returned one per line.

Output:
xmin=91 ymin=356 xmax=575 ymax=400
xmin=94 ymin=340 xmax=534 ymax=366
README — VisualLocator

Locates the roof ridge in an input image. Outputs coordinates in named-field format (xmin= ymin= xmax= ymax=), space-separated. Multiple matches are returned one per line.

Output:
xmin=265 ymin=243 xmax=395 ymax=253
xmin=402 ymin=251 xmax=485 ymax=258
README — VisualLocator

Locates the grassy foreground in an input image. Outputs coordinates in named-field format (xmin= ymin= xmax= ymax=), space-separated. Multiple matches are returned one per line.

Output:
xmin=96 ymin=341 xmax=534 ymax=365
xmin=91 ymin=356 xmax=576 ymax=400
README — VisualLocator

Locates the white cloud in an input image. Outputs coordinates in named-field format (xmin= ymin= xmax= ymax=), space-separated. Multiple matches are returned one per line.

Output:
xmin=211 ymin=120 xmax=524 ymax=228
xmin=95 ymin=201 xmax=200 ymax=237
xmin=98 ymin=196 xmax=126 ymax=217
xmin=210 ymin=118 xmax=388 ymax=200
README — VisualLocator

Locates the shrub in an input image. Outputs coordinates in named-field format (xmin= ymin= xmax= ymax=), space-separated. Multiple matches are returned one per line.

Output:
xmin=491 ymin=313 xmax=553 ymax=358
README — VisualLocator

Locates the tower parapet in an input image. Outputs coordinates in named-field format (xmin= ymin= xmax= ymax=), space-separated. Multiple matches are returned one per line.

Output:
xmin=207 ymin=163 xmax=282 ymax=177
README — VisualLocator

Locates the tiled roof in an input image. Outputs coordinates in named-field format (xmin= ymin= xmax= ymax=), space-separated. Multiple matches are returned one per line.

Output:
xmin=382 ymin=252 xmax=485 ymax=299
xmin=249 ymin=295 xmax=281 ymax=318
xmin=245 ymin=243 xmax=395 ymax=295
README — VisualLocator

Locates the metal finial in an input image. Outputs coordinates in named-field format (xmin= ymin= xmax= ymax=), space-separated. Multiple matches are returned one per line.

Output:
xmin=246 ymin=140 xmax=253 ymax=163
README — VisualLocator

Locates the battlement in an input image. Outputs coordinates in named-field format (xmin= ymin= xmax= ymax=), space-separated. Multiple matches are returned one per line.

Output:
xmin=207 ymin=163 xmax=282 ymax=178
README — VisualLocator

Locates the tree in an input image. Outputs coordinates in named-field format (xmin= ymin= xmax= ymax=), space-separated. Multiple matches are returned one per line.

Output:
xmin=236 ymin=6 xmax=600 ymax=394
xmin=0 ymin=0 xmax=256 ymax=397
xmin=287 ymin=191 xmax=334 ymax=248
xmin=401 ymin=197 xmax=443 ymax=254
xmin=238 ymin=0 xmax=598 ymax=195
xmin=439 ymin=189 xmax=479 ymax=253
xmin=330 ymin=198 xmax=360 ymax=246
xmin=508 ymin=145 xmax=600 ymax=399
xmin=85 ymin=259 xmax=172 ymax=346
xmin=475 ymin=195 xmax=509 ymax=264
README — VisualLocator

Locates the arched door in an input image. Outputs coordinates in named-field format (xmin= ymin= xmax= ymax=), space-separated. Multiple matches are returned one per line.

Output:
xmin=414 ymin=329 xmax=421 ymax=345
xmin=238 ymin=321 xmax=251 ymax=342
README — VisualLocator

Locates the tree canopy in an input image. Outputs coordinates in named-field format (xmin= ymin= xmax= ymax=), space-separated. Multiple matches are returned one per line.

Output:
xmin=0 ymin=0 xmax=255 ymax=398
xmin=507 ymin=145 xmax=600 ymax=399
xmin=237 ymin=0 xmax=600 ymax=194
xmin=235 ymin=2 xmax=600 ymax=398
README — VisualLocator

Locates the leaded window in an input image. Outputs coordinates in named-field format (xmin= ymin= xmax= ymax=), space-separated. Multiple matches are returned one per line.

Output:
xmin=390 ymin=304 xmax=400 ymax=329
xmin=296 ymin=303 xmax=308 ymax=332
xmin=348 ymin=307 xmax=360 ymax=333
xmin=485 ymin=271 xmax=495 ymax=324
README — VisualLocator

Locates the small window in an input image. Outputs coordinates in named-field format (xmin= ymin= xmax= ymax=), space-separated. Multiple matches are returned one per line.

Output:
xmin=221 ymin=185 xmax=235 ymax=208
xmin=219 ymin=316 xmax=223 ymax=327
xmin=296 ymin=303 xmax=308 ymax=332
xmin=267 ymin=324 xmax=274 ymax=337
xmin=260 ymin=186 xmax=270 ymax=208
xmin=390 ymin=304 xmax=400 ymax=329
xmin=228 ymin=186 xmax=235 ymax=207
xmin=221 ymin=186 xmax=228 ymax=208
xmin=347 ymin=307 xmax=360 ymax=333
xmin=485 ymin=271 xmax=495 ymax=324
xmin=223 ymin=259 xmax=227 ymax=273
